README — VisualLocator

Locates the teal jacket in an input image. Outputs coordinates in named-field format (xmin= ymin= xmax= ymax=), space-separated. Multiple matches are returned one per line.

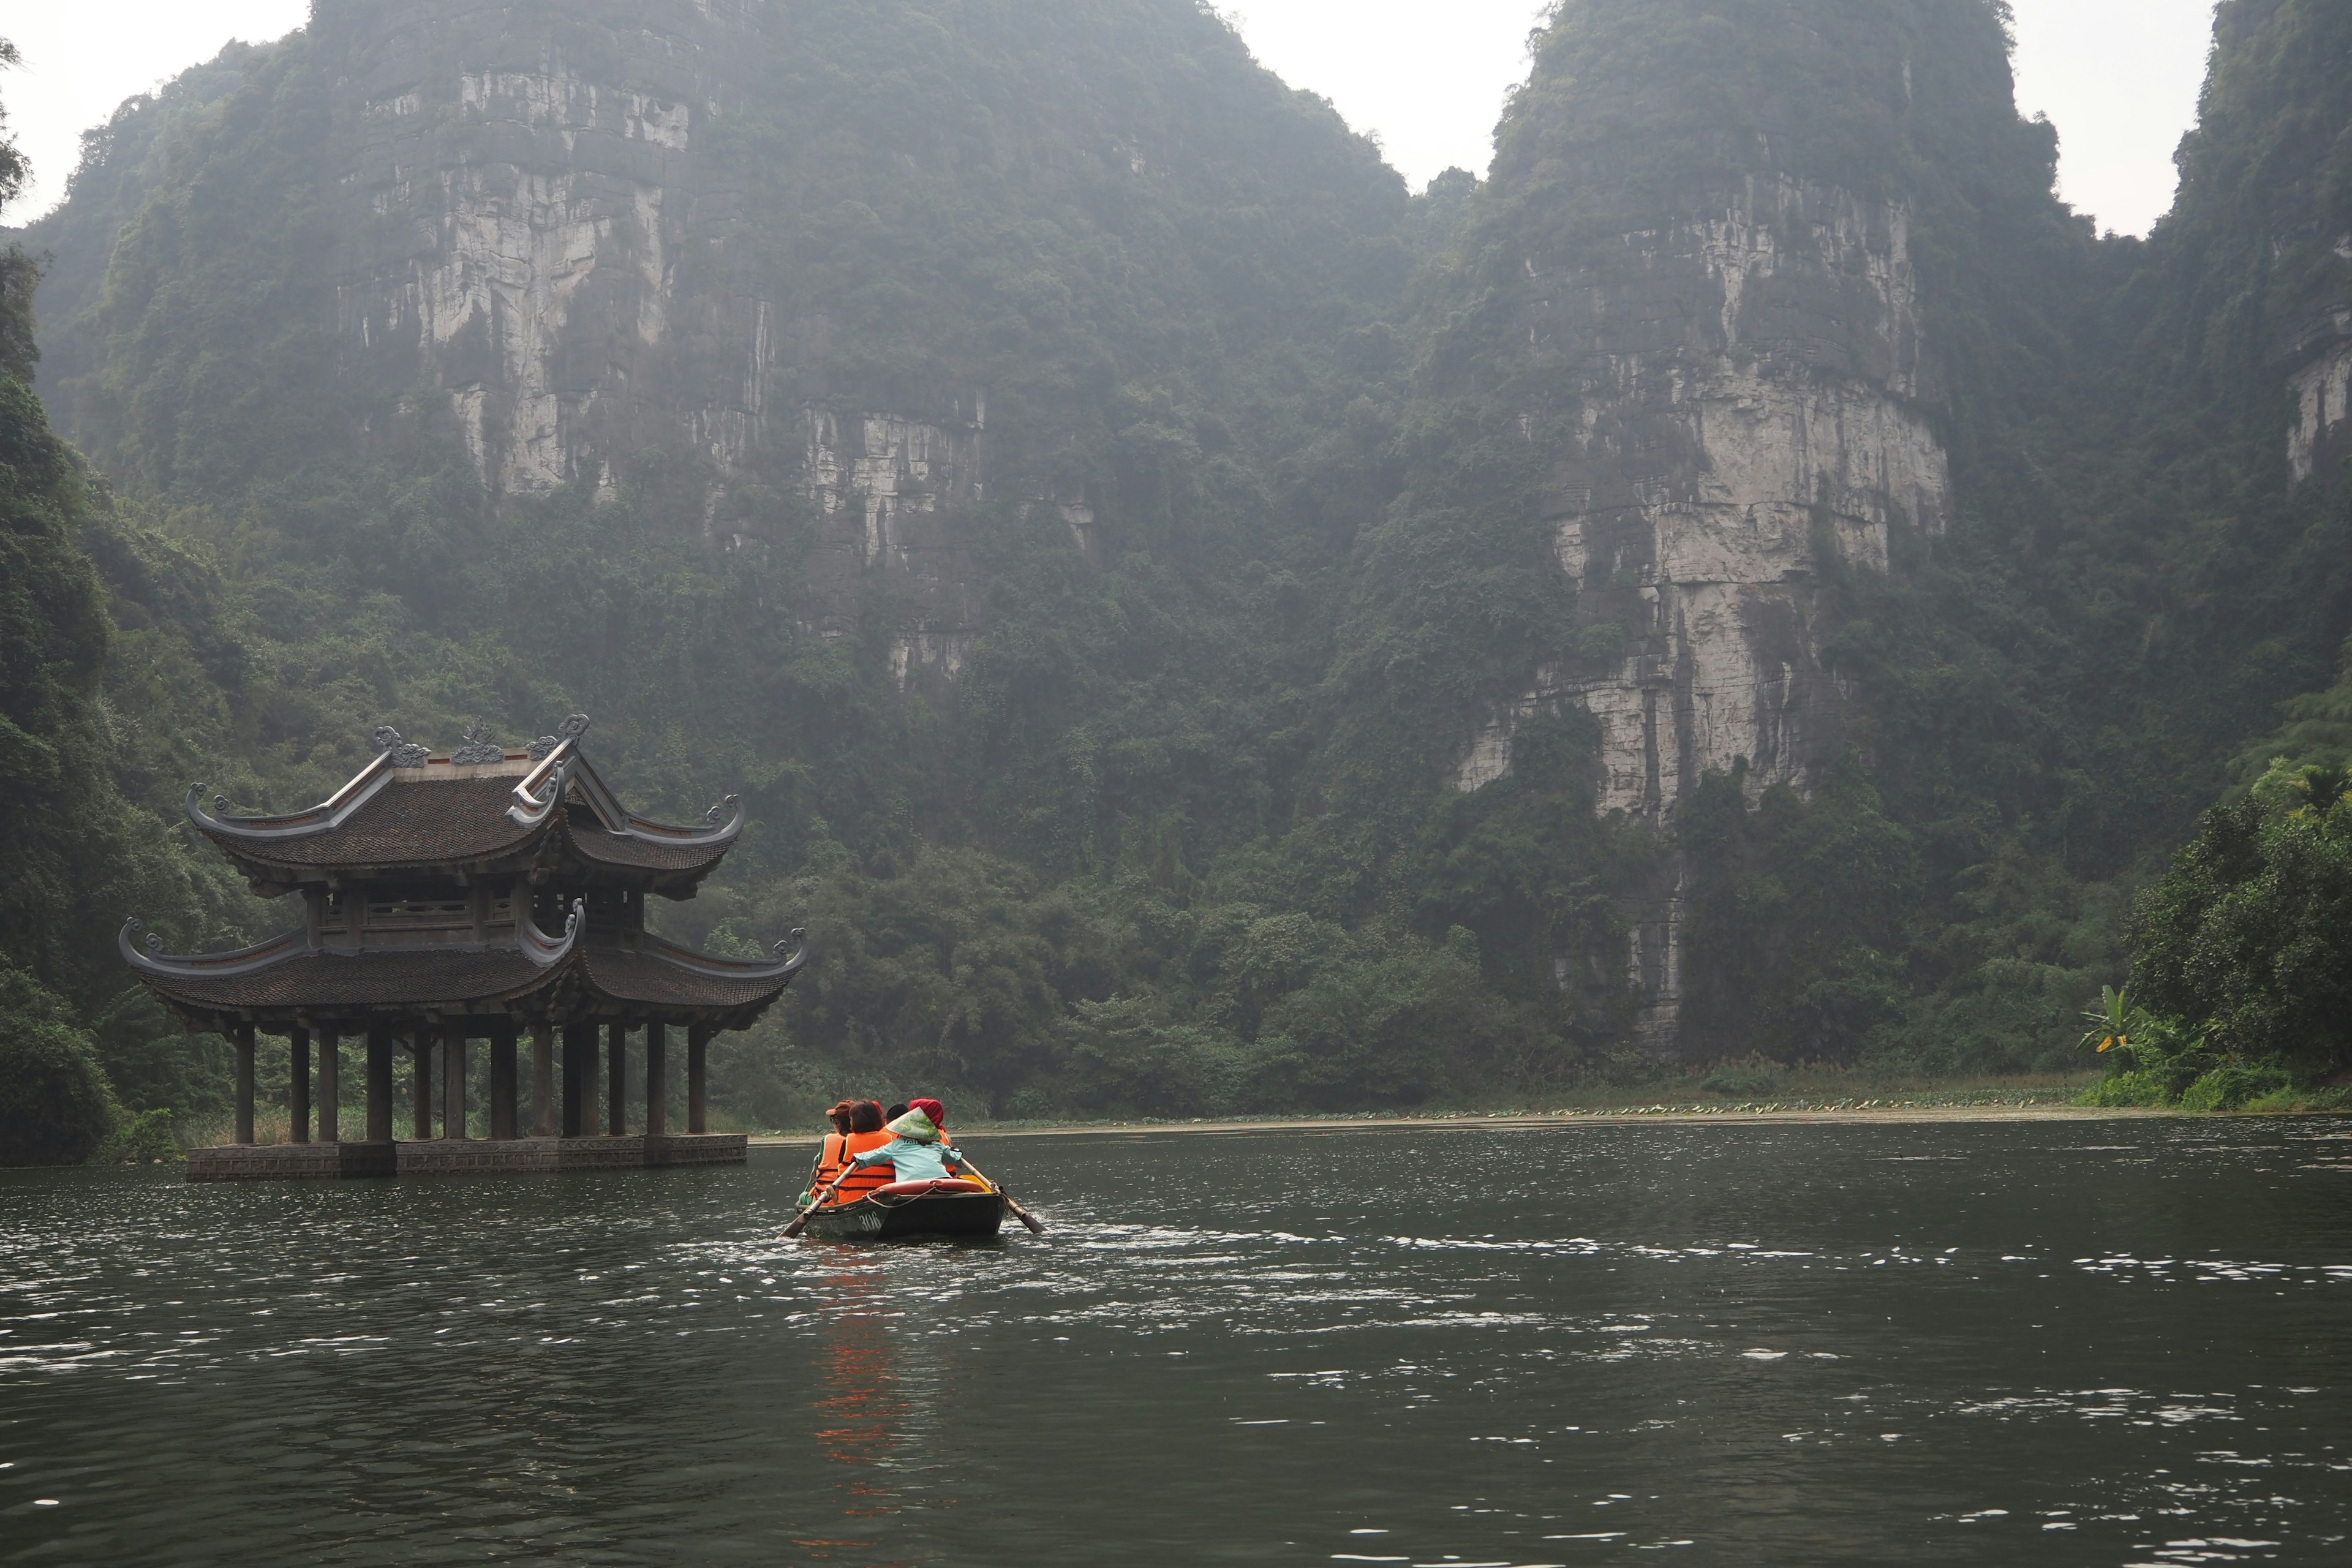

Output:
xmin=847 ymin=1109 xmax=967 ymax=1184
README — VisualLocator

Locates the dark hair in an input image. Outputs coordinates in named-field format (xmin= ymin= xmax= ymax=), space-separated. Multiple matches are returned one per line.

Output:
xmin=850 ymin=1101 xmax=886 ymax=1134
xmin=826 ymin=1100 xmax=856 ymax=1134
xmin=885 ymin=1103 xmax=908 ymax=1123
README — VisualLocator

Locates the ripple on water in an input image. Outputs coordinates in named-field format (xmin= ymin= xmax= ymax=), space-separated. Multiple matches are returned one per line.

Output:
xmin=1 ymin=1123 xmax=2350 ymax=1564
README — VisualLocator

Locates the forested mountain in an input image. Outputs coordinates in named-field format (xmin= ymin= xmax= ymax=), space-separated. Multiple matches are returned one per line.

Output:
xmin=5 ymin=0 xmax=2350 ymax=1139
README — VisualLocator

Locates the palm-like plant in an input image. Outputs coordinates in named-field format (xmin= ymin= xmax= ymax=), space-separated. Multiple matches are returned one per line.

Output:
xmin=2079 ymin=984 xmax=2135 ymax=1057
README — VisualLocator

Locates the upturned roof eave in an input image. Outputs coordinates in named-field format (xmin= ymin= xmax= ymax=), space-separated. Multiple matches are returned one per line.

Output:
xmin=118 ymin=910 xmax=807 ymax=1031
xmin=119 ymin=900 xmax=587 ymax=1027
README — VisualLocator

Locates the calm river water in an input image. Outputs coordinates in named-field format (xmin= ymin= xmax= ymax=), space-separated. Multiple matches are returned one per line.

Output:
xmin=4 ymin=1118 xmax=2350 ymax=1565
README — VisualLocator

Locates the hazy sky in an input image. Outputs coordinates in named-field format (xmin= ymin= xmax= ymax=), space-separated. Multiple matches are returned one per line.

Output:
xmin=5 ymin=1 xmax=2215 ymax=237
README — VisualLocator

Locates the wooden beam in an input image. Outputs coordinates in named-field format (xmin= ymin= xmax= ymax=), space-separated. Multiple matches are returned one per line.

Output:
xmin=531 ymin=1020 xmax=554 ymax=1137
xmin=489 ymin=1024 xmax=518 ymax=1140
xmin=606 ymin=1020 xmax=627 ymax=1136
xmin=687 ymin=1023 xmax=712 ymax=1134
xmin=317 ymin=1028 xmax=340 ymax=1144
xmin=366 ymin=1025 xmax=393 ymax=1143
xmin=411 ymin=1031 xmax=434 ymax=1140
xmin=288 ymin=1026 xmax=311 ymax=1144
xmin=233 ymin=1023 xmax=256 ymax=1145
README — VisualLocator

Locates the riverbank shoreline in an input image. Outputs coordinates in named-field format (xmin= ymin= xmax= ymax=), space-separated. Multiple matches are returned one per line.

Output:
xmin=745 ymin=1101 xmax=2204 ymax=1145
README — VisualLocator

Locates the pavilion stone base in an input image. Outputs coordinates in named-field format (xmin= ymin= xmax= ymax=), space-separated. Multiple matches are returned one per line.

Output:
xmin=188 ymin=1142 xmax=400 ymax=1181
xmin=186 ymin=1134 xmax=746 ymax=1181
xmin=647 ymin=1133 xmax=749 ymax=1167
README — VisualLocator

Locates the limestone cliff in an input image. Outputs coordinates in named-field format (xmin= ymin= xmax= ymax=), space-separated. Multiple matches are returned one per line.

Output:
xmin=1456 ymin=176 xmax=1949 ymax=818
xmin=323 ymin=0 xmax=990 ymax=682
xmin=2166 ymin=0 xmax=2352 ymax=492
xmin=2287 ymin=310 xmax=2352 ymax=486
xmin=1409 ymin=0 xmax=2034 ymax=1057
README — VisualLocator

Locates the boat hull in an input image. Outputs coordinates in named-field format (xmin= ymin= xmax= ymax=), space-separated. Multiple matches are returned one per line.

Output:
xmin=797 ymin=1190 xmax=1006 ymax=1241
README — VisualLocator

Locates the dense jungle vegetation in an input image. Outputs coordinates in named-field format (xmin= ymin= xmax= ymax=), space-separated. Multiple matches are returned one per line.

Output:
xmin=3 ymin=0 xmax=2351 ymax=1159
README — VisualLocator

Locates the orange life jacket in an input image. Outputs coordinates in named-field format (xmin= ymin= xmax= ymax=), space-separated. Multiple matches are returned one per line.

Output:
xmin=810 ymin=1132 xmax=850 ymax=1191
xmin=826 ymin=1129 xmax=897 ymax=1204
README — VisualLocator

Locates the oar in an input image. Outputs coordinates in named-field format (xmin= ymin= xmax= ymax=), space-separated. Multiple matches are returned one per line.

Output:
xmin=782 ymin=1167 xmax=853 ymax=1239
xmin=956 ymin=1157 xmax=1046 ymax=1234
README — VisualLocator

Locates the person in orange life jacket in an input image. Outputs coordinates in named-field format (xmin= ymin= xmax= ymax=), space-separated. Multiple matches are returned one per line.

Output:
xmin=839 ymin=1098 xmax=968 ymax=1187
xmin=797 ymin=1100 xmax=859 ymax=1206
xmin=825 ymin=1101 xmax=895 ymax=1204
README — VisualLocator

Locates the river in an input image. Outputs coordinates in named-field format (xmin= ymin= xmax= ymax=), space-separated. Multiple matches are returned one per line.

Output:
xmin=3 ymin=1118 xmax=2348 ymax=1565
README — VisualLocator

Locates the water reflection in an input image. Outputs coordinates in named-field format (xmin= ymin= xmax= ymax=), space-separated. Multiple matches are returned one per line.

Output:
xmin=805 ymin=1260 xmax=910 ymax=1559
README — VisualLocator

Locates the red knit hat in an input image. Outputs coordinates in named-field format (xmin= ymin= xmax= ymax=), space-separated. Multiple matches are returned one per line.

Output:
xmin=909 ymin=1097 xmax=946 ymax=1128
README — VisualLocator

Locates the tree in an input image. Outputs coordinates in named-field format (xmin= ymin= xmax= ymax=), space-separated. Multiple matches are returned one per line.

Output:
xmin=0 ymin=965 xmax=120 ymax=1166
xmin=2132 ymin=796 xmax=2352 ymax=1076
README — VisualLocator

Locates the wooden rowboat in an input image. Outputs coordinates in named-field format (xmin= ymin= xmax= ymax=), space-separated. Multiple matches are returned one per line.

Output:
xmin=794 ymin=1177 xmax=1007 ymax=1241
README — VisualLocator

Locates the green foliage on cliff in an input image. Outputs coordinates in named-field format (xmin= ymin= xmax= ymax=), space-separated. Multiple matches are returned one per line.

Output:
xmin=0 ymin=965 xmax=121 ymax=1166
xmin=0 ymin=43 xmax=206 ymax=1037
xmin=2124 ymin=639 xmax=2352 ymax=1087
xmin=2130 ymin=792 xmax=2352 ymax=1077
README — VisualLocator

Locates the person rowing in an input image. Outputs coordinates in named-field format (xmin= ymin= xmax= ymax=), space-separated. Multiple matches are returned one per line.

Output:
xmin=847 ymin=1098 xmax=968 ymax=1185
xmin=802 ymin=1098 xmax=967 ymax=1207
xmin=801 ymin=1098 xmax=894 ymax=1210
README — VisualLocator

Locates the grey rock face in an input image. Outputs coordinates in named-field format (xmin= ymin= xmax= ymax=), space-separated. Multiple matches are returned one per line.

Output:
xmin=803 ymin=406 xmax=989 ymax=682
xmin=320 ymin=0 xmax=985 ymax=684
xmin=2285 ymin=296 xmax=2352 ymax=488
xmin=1455 ymin=175 xmax=1951 ymax=1054
xmin=328 ymin=0 xmax=761 ymax=496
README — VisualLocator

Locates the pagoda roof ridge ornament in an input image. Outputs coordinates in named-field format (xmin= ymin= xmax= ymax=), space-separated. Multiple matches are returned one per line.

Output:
xmin=526 ymin=712 xmax=590 ymax=762
xmin=372 ymin=725 xmax=432 ymax=769
xmin=450 ymin=719 xmax=507 ymax=766
xmin=518 ymin=896 xmax=587 ymax=968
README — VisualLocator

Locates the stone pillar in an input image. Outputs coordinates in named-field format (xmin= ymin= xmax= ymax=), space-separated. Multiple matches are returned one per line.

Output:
xmin=288 ymin=1026 xmax=311 ymax=1144
xmin=644 ymin=1021 xmax=667 ymax=1137
xmin=531 ymin=1022 xmax=554 ymax=1137
xmin=410 ymin=1032 xmax=434 ymax=1140
xmin=687 ymin=1023 xmax=712 ymax=1135
xmin=606 ymin=1020 xmax=627 ymax=1136
xmin=489 ymin=1024 xmax=518 ymax=1140
xmin=561 ymin=1023 xmax=590 ymax=1137
xmin=442 ymin=1023 xmax=469 ymax=1140
xmin=366 ymin=1025 xmax=394 ymax=1143
xmin=233 ymin=1023 xmax=256 ymax=1145
xmin=317 ymin=1029 xmax=340 ymax=1144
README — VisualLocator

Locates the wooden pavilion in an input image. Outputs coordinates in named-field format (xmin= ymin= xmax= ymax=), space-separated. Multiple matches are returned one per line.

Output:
xmin=121 ymin=715 xmax=806 ymax=1179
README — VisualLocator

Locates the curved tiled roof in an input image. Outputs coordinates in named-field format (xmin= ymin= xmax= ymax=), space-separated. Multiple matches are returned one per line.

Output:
xmin=135 ymin=948 xmax=563 ymax=1012
xmin=122 ymin=916 xmax=805 ymax=1030
xmin=582 ymin=935 xmax=809 ymax=1012
xmin=186 ymin=740 xmax=745 ymax=889
xmin=560 ymin=816 xmax=735 ymax=875
xmin=194 ymin=777 xmax=539 ymax=867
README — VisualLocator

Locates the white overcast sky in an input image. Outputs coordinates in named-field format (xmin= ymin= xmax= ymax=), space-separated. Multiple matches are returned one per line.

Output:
xmin=5 ymin=1 xmax=2215 ymax=237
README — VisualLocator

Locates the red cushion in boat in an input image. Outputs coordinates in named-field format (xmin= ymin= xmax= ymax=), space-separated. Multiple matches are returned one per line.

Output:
xmin=875 ymin=1178 xmax=987 ymax=1197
